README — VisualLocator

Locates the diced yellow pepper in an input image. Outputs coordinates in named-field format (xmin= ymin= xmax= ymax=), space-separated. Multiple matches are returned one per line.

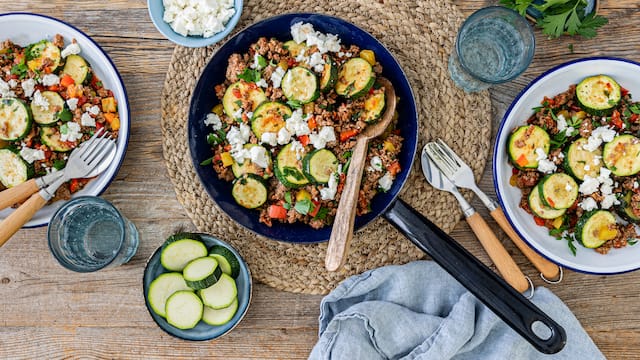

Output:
xmin=101 ymin=97 xmax=117 ymax=113
xmin=598 ymin=226 xmax=618 ymax=241
xmin=383 ymin=140 xmax=396 ymax=152
xmin=552 ymin=217 xmax=564 ymax=229
xmin=212 ymin=104 xmax=224 ymax=116
xmin=278 ymin=59 xmax=289 ymax=71
xmin=303 ymin=102 xmax=314 ymax=114
xmin=296 ymin=189 xmax=312 ymax=202
xmin=360 ymin=50 xmax=376 ymax=65
xmin=220 ymin=152 xmax=234 ymax=167
xmin=103 ymin=113 xmax=120 ymax=131
xmin=67 ymin=84 xmax=84 ymax=98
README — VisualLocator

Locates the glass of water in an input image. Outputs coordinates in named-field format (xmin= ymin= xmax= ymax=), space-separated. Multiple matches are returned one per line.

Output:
xmin=48 ymin=196 xmax=139 ymax=272
xmin=448 ymin=6 xmax=535 ymax=92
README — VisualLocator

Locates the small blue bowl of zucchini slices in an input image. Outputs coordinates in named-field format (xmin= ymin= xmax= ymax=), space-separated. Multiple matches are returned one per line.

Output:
xmin=143 ymin=232 xmax=252 ymax=340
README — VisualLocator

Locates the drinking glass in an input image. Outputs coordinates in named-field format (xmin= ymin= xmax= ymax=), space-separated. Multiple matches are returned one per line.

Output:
xmin=48 ymin=196 xmax=139 ymax=272
xmin=448 ymin=6 xmax=535 ymax=92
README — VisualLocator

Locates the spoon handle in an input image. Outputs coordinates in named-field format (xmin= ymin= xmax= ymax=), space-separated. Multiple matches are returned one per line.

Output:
xmin=0 ymin=179 xmax=39 ymax=211
xmin=0 ymin=192 xmax=47 ymax=248
xmin=325 ymin=136 xmax=369 ymax=271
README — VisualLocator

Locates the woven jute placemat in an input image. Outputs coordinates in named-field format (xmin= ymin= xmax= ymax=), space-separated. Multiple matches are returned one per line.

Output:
xmin=160 ymin=0 xmax=492 ymax=294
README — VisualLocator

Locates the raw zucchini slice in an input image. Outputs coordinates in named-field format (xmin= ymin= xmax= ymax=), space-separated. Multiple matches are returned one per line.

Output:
xmin=26 ymin=40 xmax=62 ymax=72
xmin=250 ymin=101 xmax=291 ymax=139
xmin=199 ymin=273 xmax=238 ymax=310
xmin=165 ymin=290 xmax=203 ymax=330
xmin=281 ymin=67 xmax=319 ymax=104
xmin=283 ymin=40 xmax=307 ymax=57
xmin=602 ymin=134 xmax=640 ymax=176
xmin=275 ymin=143 xmax=309 ymax=188
xmin=232 ymin=174 xmax=268 ymax=209
xmin=335 ymin=57 xmax=375 ymax=98
xmin=164 ymin=232 xmax=203 ymax=247
xmin=563 ymin=137 xmax=602 ymax=180
xmin=507 ymin=125 xmax=550 ymax=170
xmin=202 ymin=298 xmax=238 ymax=326
xmin=618 ymin=191 xmax=640 ymax=223
xmin=0 ymin=98 xmax=32 ymax=141
xmin=147 ymin=272 xmax=192 ymax=318
xmin=539 ymin=173 xmax=578 ymax=209
xmin=302 ymin=149 xmax=338 ymax=184
xmin=182 ymin=256 xmax=223 ymax=290
xmin=528 ymin=183 xmax=567 ymax=220
xmin=209 ymin=245 xmax=241 ymax=279
xmin=62 ymin=54 xmax=91 ymax=85
xmin=160 ymin=238 xmax=208 ymax=272
xmin=222 ymin=81 xmax=267 ymax=120
xmin=40 ymin=127 xmax=75 ymax=152
xmin=319 ymin=55 xmax=337 ymax=92
xmin=575 ymin=210 xmax=618 ymax=249
xmin=576 ymin=75 xmax=621 ymax=116
xmin=31 ymin=91 xmax=66 ymax=125
xmin=231 ymin=144 xmax=272 ymax=179
xmin=0 ymin=149 xmax=30 ymax=188
xmin=360 ymin=90 xmax=385 ymax=123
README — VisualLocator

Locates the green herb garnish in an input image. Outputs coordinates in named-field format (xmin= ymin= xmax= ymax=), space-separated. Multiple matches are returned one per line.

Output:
xmin=294 ymin=199 xmax=313 ymax=215
xmin=237 ymin=68 xmax=261 ymax=83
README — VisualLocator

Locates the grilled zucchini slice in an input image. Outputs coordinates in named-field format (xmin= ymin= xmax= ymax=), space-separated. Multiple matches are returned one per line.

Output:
xmin=602 ymin=134 xmax=640 ymax=176
xmin=575 ymin=210 xmax=618 ymax=249
xmin=0 ymin=98 xmax=32 ymax=141
xmin=275 ymin=142 xmax=309 ymax=188
xmin=250 ymin=101 xmax=291 ymax=139
xmin=528 ymin=183 xmax=567 ymax=220
xmin=281 ymin=66 xmax=319 ymax=104
xmin=231 ymin=174 xmax=268 ymax=209
xmin=25 ymin=40 xmax=61 ymax=73
xmin=576 ymin=75 xmax=621 ymax=116
xmin=31 ymin=91 xmax=66 ymax=125
xmin=538 ymin=173 xmax=578 ymax=210
xmin=563 ymin=137 xmax=603 ymax=180
xmin=222 ymin=81 xmax=267 ymax=120
xmin=62 ymin=54 xmax=91 ymax=85
xmin=0 ymin=148 xmax=31 ymax=188
xmin=335 ymin=57 xmax=375 ymax=98
xmin=302 ymin=149 xmax=339 ymax=184
xmin=507 ymin=125 xmax=550 ymax=170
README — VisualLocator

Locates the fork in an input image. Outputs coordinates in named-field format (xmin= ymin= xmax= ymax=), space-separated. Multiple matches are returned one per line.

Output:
xmin=429 ymin=139 xmax=561 ymax=282
xmin=0 ymin=131 xmax=116 ymax=248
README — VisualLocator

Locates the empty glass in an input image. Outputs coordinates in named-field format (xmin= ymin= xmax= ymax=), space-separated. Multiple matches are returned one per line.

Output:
xmin=48 ymin=196 xmax=139 ymax=272
xmin=448 ymin=6 xmax=535 ymax=92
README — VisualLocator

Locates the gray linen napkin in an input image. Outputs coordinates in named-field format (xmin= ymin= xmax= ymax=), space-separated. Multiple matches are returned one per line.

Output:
xmin=309 ymin=261 xmax=605 ymax=360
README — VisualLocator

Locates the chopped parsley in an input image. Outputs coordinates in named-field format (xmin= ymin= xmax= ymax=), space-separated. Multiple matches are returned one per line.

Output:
xmin=237 ymin=68 xmax=261 ymax=83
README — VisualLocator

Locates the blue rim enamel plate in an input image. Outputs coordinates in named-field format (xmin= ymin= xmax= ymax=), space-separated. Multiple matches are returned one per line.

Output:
xmin=494 ymin=57 xmax=640 ymax=275
xmin=0 ymin=13 xmax=130 ymax=228
xmin=143 ymin=234 xmax=252 ymax=341
xmin=188 ymin=13 xmax=418 ymax=244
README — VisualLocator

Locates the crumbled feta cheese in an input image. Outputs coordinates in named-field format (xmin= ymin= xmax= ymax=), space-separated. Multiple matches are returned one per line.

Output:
xmin=601 ymin=194 xmax=620 ymax=209
xmin=66 ymin=97 xmax=79 ymax=111
xmin=204 ymin=113 xmax=223 ymax=130
xmin=537 ymin=159 xmax=556 ymax=174
xmin=41 ymin=74 xmax=60 ymax=86
xmin=285 ymin=109 xmax=311 ymax=136
xmin=579 ymin=197 xmax=598 ymax=211
xmin=309 ymin=126 xmax=335 ymax=149
xmin=290 ymin=22 xmax=315 ymax=44
xmin=231 ymin=107 xmax=243 ymax=120
xmin=249 ymin=53 xmax=266 ymax=70
xmin=583 ymin=126 xmax=617 ymax=152
xmin=21 ymin=79 xmax=36 ymax=98
xmin=556 ymin=114 xmax=567 ymax=132
xmin=290 ymin=22 xmax=341 ymax=54
xmin=226 ymin=126 xmax=245 ymax=146
xmin=239 ymin=123 xmax=251 ymax=142
xmin=256 ymin=78 xmax=268 ymax=88
xmin=230 ymin=145 xmax=250 ymax=164
xmin=534 ymin=147 xmax=547 ymax=161
xmin=19 ymin=147 xmax=45 ymax=164
xmin=370 ymin=156 xmax=383 ymax=172
xmin=249 ymin=146 xmax=269 ymax=168
xmin=0 ymin=78 xmax=15 ymax=98
xmin=634 ymin=181 xmax=639 ymax=189
xmin=81 ymin=112 xmax=96 ymax=127
xmin=260 ymin=132 xmax=277 ymax=147
xmin=308 ymin=52 xmax=325 ymax=73
xmin=378 ymin=172 xmax=394 ymax=192
xmin=61 ymin=42 xmax=81 ymax=58
xmin=270 ymin=66 xmax=286 ymax=89
xmin=32 ymin=90 xmax=49 ymax=110
xmin=565 ymin=183 xmax=573 ymax=192
xmin=60 ymin=122 xmax=82 ymax=142
xmin=320 ymin=171 xmax=339 ymax=200
xmin=277 ymin=127 xmax=291 ymax=145
xmin=579 ymin=175 xmax=600 ymax=195
xmin=290 ymin=140 xmax=305 ymax=160
xmin=87 ymin=105 xmax=100 ymax=115
xmin=7 ymin=79 xmax=17 ymax=88
xmin=162 ymin=0 xmax=236 ymax=38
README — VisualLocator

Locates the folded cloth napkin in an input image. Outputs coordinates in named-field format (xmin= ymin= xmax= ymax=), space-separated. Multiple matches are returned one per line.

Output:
xmin=309 ymin=261 xmax=605 ymax=360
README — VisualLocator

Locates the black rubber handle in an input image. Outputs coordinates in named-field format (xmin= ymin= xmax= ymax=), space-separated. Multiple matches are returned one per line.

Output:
xmin=383 ymin=199 xmax=566 ymax=354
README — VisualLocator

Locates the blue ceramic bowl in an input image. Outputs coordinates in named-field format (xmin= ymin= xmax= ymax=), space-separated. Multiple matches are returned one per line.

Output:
xmin=147 ymin=0 xmax=243 ymax=47
xmin=143 ymin=234 xmax=252 ymax=341
xmin=188 ymin=13 xmax=418 ymax=244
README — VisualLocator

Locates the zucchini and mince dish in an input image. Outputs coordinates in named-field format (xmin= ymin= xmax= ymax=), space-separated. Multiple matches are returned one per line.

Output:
xmin=200 ymin=22 xmax=403 ymax=229
xmin=508 ymin=74 xmax=640 ymax=255
xmin=0 ymin=35 xmax=120 ymax=201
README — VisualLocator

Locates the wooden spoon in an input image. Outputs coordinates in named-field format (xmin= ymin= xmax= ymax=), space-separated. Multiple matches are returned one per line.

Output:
xmin=325 ymin=77 xmax=397 ymax=271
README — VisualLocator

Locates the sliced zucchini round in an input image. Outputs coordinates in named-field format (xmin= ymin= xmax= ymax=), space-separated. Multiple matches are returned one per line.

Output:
xmin=160 ymin=238 xmax=208 ymax=272
xmin=0 ymin=98 xmax=32 ymax=141
xmin=182 ymin=256 xmax=223 ymax=290
xmin=602 ymin=134 xmax=640 ymax=176
xmin=302 ymin=149 xmax=339 ymax=184
xmin=165 ymin=290 xmax=203 ymax=330
xmin=62 ymin=54 xmax=91 ymax=85
xmin=209 ymin=245 xmax=241 ymax=279
xmin=274 ymin=143 xmax=309 ymax=188
xmin=164 ymin=232 xmax=203 ymax=248
xmin=281 ymin=66 xmax=319 ymax=104
xmin=250 ymin=101 xmax=291 ymax=139
xmin=222 ymin=81 xmax=267 ymax=120
xmin=618 ymin=191 xmax=640 ymax=223
xmin=319 ymin=55 xmax=337 ymax=92
xmin=539 ymin=173 xmax=578 ymax=210
xmin=232 ymin=174 xmax=268 ymax=209
xmin=360 ymin=90 xmax=385 ymax=124
xmin=147 ymin=272 xmax=192 ymax=318
xmin=563 ymin=137 xmax=603 ymax=181
xmin=26 ymin=40 xmax=62 ymax=72
xmin=576 ymin=75 xmax=621 ymax=116
xmin=202 ymin=298 xmax=238 ymax=326
xmin=231 ymin=144 xmax=272 ymax=179
xmin=283 ymin=40 xmax=307 ymax=57
xmin=198 ymin=273 xmax=238 ymax=310
xmin=507 ymin=125 xmax=550 ymax=170
xmin=528 ymin=183 xmax=567 ymax=220
xmin=575 ymin=210 xmax=618 ymax=249
xmin=31 ymin=91 xmax=66 ymax=125
xmin=40 ymin=127 xmax=75 ymax=152
xmin=0 ymin=148 xmax=31 ymax=188
xmin=335 ymin=57 xmax=375 ymax=98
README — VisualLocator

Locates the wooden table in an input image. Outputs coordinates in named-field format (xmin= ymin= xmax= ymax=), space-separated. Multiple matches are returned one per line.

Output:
xmin=1 ymin=1 xmax=639 ymax=358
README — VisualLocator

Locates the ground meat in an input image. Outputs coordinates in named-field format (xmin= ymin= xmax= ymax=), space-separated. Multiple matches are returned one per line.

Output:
xmin=515 ymin=170 xmax=540 ymax=189
xmin=579 ymin=118 xmax=593 ymax=138
xmin=53 ymin=34 xmax=65 ymax=48
xmin=226 ymin=54 xmax=247 ymax=83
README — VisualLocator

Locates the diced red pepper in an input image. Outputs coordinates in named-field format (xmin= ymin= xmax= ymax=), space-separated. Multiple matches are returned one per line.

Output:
xmin=511 ymin=167 xmax=519 ymax=175
xmin=232 ymin=87 xmax=242 ymax=99
xmin=48 ymin=85 xmax=60 ymax=92
xmin=387 ymin=161 xmax=401 ymax=176
xmin=77 ymin=95 xmax=88 ymax=107
xmin=610 ymin=110 xmax=623 ymax=129
xmin=631 ymin=114 xmax=639 ymax=123
xmin=621 ymin=87 xmax=630 ymax=97
xmin=268 ymin=204 xmax=288 ymax=219
xmin=69 ymin=179 xmax=80 ymax=193
xmin=515 ymin=154 xmax=529 ymax=168
xmin=298 ymin=134 xmax=310 ymax=146
xmin=287 ymin=58 xmax=297 ymax=68
xmin=339 ymin=129 xmax=359 ymax=142
xmin=60 ymin=74 xmax=75 ymax=88
xmin=546 ymin=197 xmax=556 ymax=208
xmin=309 ymin=200 xmax=321 ymax=217
xmin=534 ymin=216 xmax=546 ymax=226
xmin=307 ymin=116 xmax=317 ymax=130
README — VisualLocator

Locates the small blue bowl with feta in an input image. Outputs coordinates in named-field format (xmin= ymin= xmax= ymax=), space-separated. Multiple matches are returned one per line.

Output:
xmin=147 ymin=0 xmax=243 ymax=48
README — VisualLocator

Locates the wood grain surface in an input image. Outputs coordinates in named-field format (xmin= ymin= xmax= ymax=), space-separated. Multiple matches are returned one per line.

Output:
xmin=1 ymin=1 xmax=639 ymax=358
